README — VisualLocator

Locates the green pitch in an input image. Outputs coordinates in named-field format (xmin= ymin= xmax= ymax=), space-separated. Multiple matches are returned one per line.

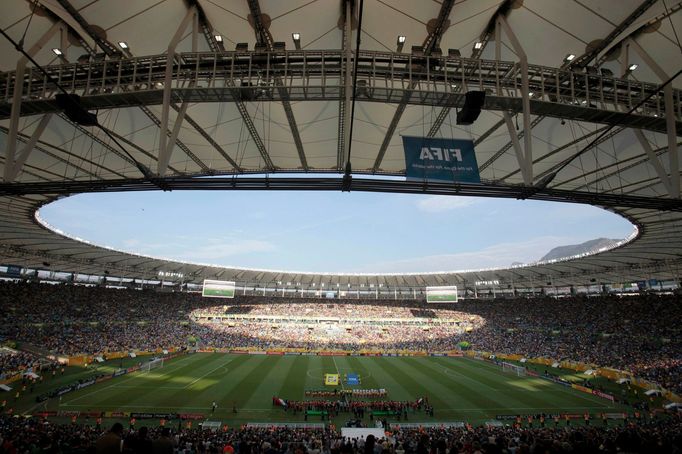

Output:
xmin=24 ymin=353 xmax=629 ymax=425
xmin=426 ymin=294 xmax=458 ymax=302
xmin=202 ymin=288 xmax=235 ymax=297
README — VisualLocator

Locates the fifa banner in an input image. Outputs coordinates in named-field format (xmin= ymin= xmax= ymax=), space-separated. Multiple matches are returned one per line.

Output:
xmin=402 ymin=136 xmax=480 ymax=183
xmin=324 ymin=373 xmax=340 ymax=386
xmin=202 ymin=279 xmax=235 ymax=298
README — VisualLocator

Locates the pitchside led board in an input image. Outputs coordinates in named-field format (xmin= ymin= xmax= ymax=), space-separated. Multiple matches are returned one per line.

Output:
xmin=202 ymin=279 xmax=236 ymax=299
xmin=402 ymin=136 xmax=480 ymax=183
xmin=426 ymin=285 xmax=458 ymax=303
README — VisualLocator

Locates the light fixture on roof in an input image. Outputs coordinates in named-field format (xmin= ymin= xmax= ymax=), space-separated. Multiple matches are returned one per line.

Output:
xmin=628 ymin=63 xmax=638 ymax=71
xmin=52 ymin=48 xmax=63 ymax=56
xmin=118 ymin=41 xmax=129 ymax=50
xmin=292 ymin=32 xmax=301 ymax=50
xmin=396 ymin=35 xmax=406 ymax=52
xmin=474 ymin=41 xmax=483 ymax=50
xmin=214 ymin=34 xmax=223 ymax=43
xmin=564 ymin=53 xmax=576 ymax=62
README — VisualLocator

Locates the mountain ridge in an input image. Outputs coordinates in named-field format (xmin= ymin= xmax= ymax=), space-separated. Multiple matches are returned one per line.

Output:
xmin=539 ymin=238 xmax=621 ymax=262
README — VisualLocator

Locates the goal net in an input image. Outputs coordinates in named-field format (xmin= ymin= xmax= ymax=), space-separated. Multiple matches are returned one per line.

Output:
xmin=141 ymin=358 xmax=164 ymax=372
xmin=501 ymin=362 xmax=526 ymax=377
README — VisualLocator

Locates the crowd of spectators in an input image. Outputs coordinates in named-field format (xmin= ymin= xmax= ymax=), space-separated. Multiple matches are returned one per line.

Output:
xmin=1 ymin=282 xmax=680 ymax=394
xmin=0 ymin=349 xmax=43 ymax=379
xmin=0 ymin=415 xmax=681 ymax=453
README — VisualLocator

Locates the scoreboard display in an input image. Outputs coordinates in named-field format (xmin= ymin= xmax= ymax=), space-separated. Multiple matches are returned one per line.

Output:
xmin=202 ymin=279 xmax=235 ymax=298
xmin=426 ymin=285 xmax=458 ymax=303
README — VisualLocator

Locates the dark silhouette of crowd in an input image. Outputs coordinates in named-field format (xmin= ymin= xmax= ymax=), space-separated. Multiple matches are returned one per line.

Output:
xmin=1 ymin=282 xmax=680 ymax=394
xmin=0 ymin=414 xmax=680 ymax=453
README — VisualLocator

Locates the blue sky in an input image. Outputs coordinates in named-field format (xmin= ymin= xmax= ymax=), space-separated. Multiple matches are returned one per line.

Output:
xmin=39 ymin=190 xmax=634 ymax=273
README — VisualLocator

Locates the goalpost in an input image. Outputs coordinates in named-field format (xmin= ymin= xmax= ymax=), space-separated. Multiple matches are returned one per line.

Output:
xmin=501 ymin=362 xmax=526 ymax=377
xmin=140 ymin=358 xmax=164 ymax=372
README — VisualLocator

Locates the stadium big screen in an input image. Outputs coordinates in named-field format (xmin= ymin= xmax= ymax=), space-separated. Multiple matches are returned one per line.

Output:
xmin=426 ymin=285 xmax=458 ymax=303
xmin=201 ymin=279 xmax=236 ymax=298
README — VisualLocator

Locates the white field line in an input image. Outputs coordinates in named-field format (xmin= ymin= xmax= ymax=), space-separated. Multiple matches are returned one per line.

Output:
xmin=331 ymin=356 xmax=345 ymax=390
xmin=184 ymin=359 xmax=233 ymax=389
xmin=64 ymin=354 xmax=199 ymax=405
xmin=459 ymin=357 xmax=613 ymax=408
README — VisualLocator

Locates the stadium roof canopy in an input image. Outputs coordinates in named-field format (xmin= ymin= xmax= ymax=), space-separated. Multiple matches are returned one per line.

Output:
xmin=0 ymin=0 xmax=681 ymax=290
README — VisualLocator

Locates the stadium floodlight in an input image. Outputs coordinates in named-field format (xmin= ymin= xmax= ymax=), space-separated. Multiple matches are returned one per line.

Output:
xmin=118 ymin=41 xmax=129 ymax=50
xmin=214 ymin=34 xmax=223 ymax=43
xmin=564 ymin=53 xmax=575 ymax=62
xmin=52 ymin=48 xmax=63 ymax=56
xmin=292 ymin=32 xmax=301 ymax=49
xmin=628 ymin=63 xmax=638 ymax=71
xmin=474 ymin=41 xmax=483 ymax=50
xmin=396 ymin=35 xmax=406 ymax=52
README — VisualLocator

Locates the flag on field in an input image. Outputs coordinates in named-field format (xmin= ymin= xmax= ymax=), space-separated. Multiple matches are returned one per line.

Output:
xmin=324 ymin=374 xmax=340 ymax=386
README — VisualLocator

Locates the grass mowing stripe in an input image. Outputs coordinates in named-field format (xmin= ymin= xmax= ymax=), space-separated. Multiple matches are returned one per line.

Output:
xmin=85 ymin=354 xmax=228 ymax=408
xmin=456 ymin=358 xmax=612 ymax=409
xmin=417 ymin=357 xmax=538 ymax=412
xmin=396 ymin=358 xmax=499 ymax=414
xmin=223 ymin=355 xmax=284 ymax=409
xmin=374 ymin=357 xmax=449 ymax=409
xmin=335 ymin=357 xmax=381 ymax=390
xmin=431 ymin=358 xmax=560 ymax=410
xmin=319 ymin=356 xmax=338 ymax=388
xmin=277 ymin=355 xmax=310 ymax=400
xmin=359 ymin=359 xmax=413 ymax=401
xmin=243 ymin=356 xmax=296 ymax=409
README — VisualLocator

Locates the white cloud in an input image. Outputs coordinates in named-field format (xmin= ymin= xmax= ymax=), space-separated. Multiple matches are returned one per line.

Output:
xmin=355 ymin=236 xmax=577 ymax=273
xmin=416 ymin=196 xmax=477 ymax=213
xmin=181 ymin=239 xmax=275 ymax=261
xmin=123 ymin=237 xmax=275 ymax=263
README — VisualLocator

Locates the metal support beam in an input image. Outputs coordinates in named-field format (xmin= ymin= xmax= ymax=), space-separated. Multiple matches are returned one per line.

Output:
xmin=634 ymin=130 xmax=675 ymax=196
xmin=5 ymin=22 xmax=63 ymax=183
xmin=247 ymin=0 xmax=307 ymax=170
xmin=4 ymin=114 xmax=52 ymax=182
xmin=427 ymin=0 xmax=516 ymax=138
xmin=627 ymin=38 xmax=680 ymax=198
xmin=497 ymin=16 xmax=532 ymax=184
xmin=481 ymin=1 xmax=659 ymax=177
xmin=189 ymin=1 xmax=269 ymax=170
xmin=158 ymin=6 xmax=196 ymax=176
xmin=339 ymin=0 xmax=353 ymax=171
xmin=593 ymin=0 xmax=669 ymax=67
xmin=503 ymin=112 xmax=531 ymax=184
xmin=372 ymin=0 xmax=456 ymax=172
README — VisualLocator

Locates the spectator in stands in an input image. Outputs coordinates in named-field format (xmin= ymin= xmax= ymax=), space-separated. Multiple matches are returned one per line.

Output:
xmin=95 ymin=422 xmax=124 ymax=453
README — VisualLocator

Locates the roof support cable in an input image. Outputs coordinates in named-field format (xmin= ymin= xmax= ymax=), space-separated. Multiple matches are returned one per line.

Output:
xmin=535 ymin=68 xmax=682 ymax=193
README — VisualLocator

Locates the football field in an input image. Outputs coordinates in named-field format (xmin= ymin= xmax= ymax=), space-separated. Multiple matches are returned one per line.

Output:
xmin=46 ymin=353 xmax=625 ymax=425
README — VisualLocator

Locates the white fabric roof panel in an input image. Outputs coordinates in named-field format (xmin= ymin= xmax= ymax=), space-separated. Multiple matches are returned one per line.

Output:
xmin=0 ymin=0 xmax=680 ymax=287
